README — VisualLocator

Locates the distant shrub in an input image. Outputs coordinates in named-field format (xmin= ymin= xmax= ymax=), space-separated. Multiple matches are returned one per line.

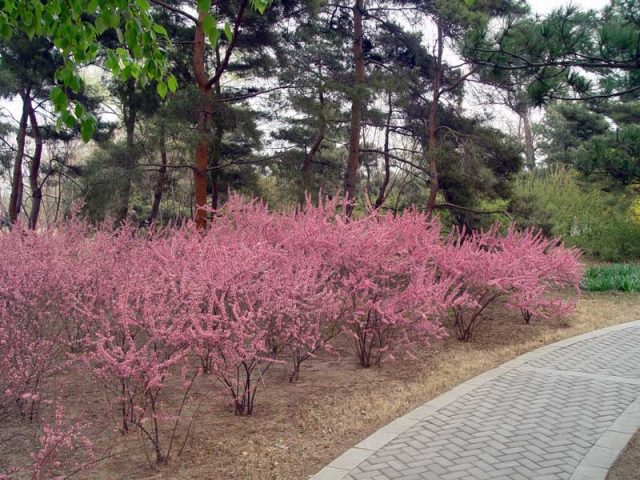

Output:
xmin=582 ymin=264 xmax=640 ymax=292
xmin=512 ymin=167 xmax=640 ymax=262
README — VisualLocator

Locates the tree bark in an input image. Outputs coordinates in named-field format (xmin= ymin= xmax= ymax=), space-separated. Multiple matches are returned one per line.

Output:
xmin=193 ymin=12 xmax=212 ymax=229
xmin=194 ymin=85 xmax=212 ymax=228
xmin=519 ymin=105 xmax=535 ymax=170
xmin=148 ymin=121 xmax=168 ymax=224
xmin=301 ymin=89 xmax=326 ymax=204
xmin=116 ymin=79 xmax=137 ymax=226
xmin=8 ymin=89 xmax=30 ymax=224
xmin=27 ymin=97 xmax=43 ymax=230
xmin=210 ymin=122 xmax=222 ymax=211
xmin=193 ymin=1 xmax=247 ymax=228
xmin=343 ymin=0 xmax=366 ymax=216
xmin=374 ymin=91 xmax=393 ymax=209
xmin=210 ymin=79 xmax=222 ymax=212
xmin=425 ymin=21 xmax=443 ymax=218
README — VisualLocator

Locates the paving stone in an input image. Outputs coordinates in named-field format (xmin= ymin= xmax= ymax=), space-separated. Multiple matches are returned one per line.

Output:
xmin=525 ymin=325 xmax=640 ymax=378
xmin=309 ymin=323 xmax=640 ymax=480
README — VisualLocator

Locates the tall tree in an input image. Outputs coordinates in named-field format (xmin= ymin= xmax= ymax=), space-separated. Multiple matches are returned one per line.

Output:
xmin=270 ymin=9 xmax=351 ymax=203
xmin=0 ymin=34 xmax=98 ymax=228
xmin=343 ymin=0 xmax=366 ymax=214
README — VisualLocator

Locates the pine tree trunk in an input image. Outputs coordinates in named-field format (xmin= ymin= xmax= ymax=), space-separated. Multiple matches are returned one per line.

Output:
xmin=520 ymin=106 xmax=535 ymax=170
xmin=210 ymin=80 xmax=222 ymax=212
xmin=300 ymin=84 xmax=326 ymax=203
xmin=344 ymin=0 xmax=366 ymax=216
xmin=210 ymin=123 xmax=222 ymax=212
xmin=374 ymin=91 xmax=393 ymax=209
xmin=194 ymin=12 xmax=212 ymax=229
xmin=148 ymin=122 xmax=168 ymax=224
xmin=425 ymin=22 xmax=443 ymax=218
xmin=8 ymin=89 xmax=30 ymax=224
xmin=116 ymin=79 xmax=137 ymax=226
xmin=27 ymin=98 xmax=43 ymax=230
xmin=192 ymin=1 xmax=247 ymax=227
xmin=301 ymin=126 xmax=325 ymax=201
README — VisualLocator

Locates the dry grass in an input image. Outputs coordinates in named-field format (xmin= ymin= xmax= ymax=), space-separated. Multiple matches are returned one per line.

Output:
xmin=5 ymin=291 xmax=640 ymax=480
xmin=607 ymin=430 xmax=640 ymax=480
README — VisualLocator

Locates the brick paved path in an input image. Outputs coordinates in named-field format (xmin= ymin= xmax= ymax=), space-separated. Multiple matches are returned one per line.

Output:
xmin=311 ymin=322 xmax=640 ymax=480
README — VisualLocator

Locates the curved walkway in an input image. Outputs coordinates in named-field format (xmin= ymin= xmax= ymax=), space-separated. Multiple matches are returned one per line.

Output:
xmin=311 ymin=321 xmax=640 ymax=480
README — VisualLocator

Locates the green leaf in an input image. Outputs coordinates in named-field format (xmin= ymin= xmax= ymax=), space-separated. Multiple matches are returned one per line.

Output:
xmin=80 ymin=115 xmax=97 ymax=142
xmin=167 ymin=75 xmax=178 ymax=93
xmin=24 ymin=23 xmax=36 ymax=39
xmin=130 ymin=63 xmax=141 ymax=79
xmin=224 ymin=22 xmax=232 ymax=42
xmin=208 ymin=29 xmax=220 ymax=46
xmin=157 ymin=80 xmax=168 ymax=98
xmin=106 ymin=10 xmax=120 ymax=29
xmin=50 ymin=86 xmax=67 ymax=111
xmin=152 ymin=23 xmax=167 ymax=36
xmin=197 ymin=0 xmax=212 ymax=12
xmin=464 ymin=0 xmax=476 ymax=6
xmin=251 ymin=0 xmax=270 ymax=15
xmin=68 ymin=73 xmax=83 ymax=93
xmin=74 ymin=103 xmax=85 ymax=118
xmin=201 ymin=13 xmax=216 ymax=36
xmin=95 ymin=15 xmax=107 ymax=34
xmin=61 ymin=111 xmax=76 ymax=128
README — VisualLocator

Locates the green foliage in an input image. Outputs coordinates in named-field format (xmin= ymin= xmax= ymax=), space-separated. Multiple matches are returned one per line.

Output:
xmin=81 ymin=142 xmax=141 ymax=222
xmin=537 ymin=103 xmax=610 ymax=166
xmin=537 ymin=101 xmax=640 ymax=186
xmin=467 ymin=0 xmax=640 ymax=104
xmin=574 ymin=123 xmax=640 ymax=185
xmin=0 ymin=0 xmax=172 ymax=135
xmin=513 ymin=167 xmax=640 ymax=261
xmin=582 ymin=263 xmax=640 ymax=292
xmin=0 ymin=0 xmax=270 ymax=139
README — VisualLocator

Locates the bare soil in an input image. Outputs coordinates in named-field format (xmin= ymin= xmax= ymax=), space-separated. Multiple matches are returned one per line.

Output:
xmin=3 ymin=291 xmax=640 ymax=480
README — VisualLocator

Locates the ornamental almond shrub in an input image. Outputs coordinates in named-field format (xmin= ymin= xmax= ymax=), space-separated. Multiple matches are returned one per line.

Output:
xmin=436 ymin=225 xmax=582 ymax=341
xmin=0 ymin=221 xmax=83 ymax=422
xmin=0 ymin=194 xmax=582 ymax=475
xmin=327 ymin=209 xmax=453 ymax=367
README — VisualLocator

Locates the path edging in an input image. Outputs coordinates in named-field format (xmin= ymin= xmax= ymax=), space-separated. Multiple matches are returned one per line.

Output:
xmin=570 ymin=395 xmax=640 ymax=480
xmin=309 ymin=320 xmax=640 ymax=480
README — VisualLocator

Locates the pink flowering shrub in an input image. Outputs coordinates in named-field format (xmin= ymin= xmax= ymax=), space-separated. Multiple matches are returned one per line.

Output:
xmin=437 ymin=225 xmax=582 ymax=341
xmin=0 ymin=193 xmax=583 ymax=473
xmin=0 ymin=403 xmax=94 ymax=480
xmin=328 ymin=209 xmax=453 ymax=367
xmin=200 ymin=197 xmax=342 ymax=412
xmin=30 ymin=403 xmax=95 ymax=480
xmin=0 ymin=221 xmax=80 ymax=421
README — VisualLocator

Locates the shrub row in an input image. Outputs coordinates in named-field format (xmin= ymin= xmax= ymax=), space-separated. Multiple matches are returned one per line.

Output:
xmin=0 ymin=195 xmax=582 ymax=473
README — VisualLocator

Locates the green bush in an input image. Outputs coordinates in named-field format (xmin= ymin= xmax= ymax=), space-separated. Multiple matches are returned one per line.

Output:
xmin=512 ymin=168 xmax=640 ymax=262
xmin=582 ymin=264 xmax=640 ymax=292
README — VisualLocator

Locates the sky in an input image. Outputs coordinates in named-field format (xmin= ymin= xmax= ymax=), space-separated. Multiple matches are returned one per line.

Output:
xmin=531 ymin=0 xmax=607 ymax=13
